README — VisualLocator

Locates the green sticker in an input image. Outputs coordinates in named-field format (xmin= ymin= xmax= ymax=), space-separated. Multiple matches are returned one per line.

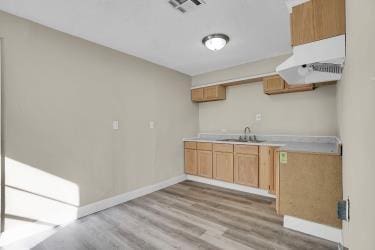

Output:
xmin=280 ymin=152 xmax=288 ymax=164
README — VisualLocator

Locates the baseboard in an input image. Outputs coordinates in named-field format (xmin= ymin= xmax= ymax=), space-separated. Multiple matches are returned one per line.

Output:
xmin=77 ymin=174 xmax=187 ymax=218
xmin=283 ymin=215 xmax=342 ymax=243
xmin=186 ymin=175 xmax=275 ymax=198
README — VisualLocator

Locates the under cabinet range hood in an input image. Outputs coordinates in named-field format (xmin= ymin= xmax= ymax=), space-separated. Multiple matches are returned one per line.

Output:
xmin=276 ymin=35 xmax=346 ymax=85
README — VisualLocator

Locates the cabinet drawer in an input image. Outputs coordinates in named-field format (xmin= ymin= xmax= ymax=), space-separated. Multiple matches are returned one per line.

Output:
xmin=184 ymin=141 xmax=197 ymax=149
xmin=197 ymin=142 xmax=213 ymax=151
xmin=213 ymin=143 xmax=233 ymax=153
xmin=234 ymin=145 xmax=259 ymax=155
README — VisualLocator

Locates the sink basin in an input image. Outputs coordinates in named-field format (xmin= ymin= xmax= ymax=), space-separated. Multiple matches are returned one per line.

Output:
xmin=218 ymin=138 xmax=243 ymax=142
xmin=218 ymin=138 xmax=265 ymax=143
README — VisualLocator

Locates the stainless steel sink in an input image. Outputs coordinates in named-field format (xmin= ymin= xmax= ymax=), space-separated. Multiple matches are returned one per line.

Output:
xmin=218 ymin=138 xmax=265 ymax=143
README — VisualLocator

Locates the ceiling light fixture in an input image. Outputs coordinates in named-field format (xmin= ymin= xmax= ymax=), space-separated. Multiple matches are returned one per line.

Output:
xmin=202 ymin=34 xmax=230 ymax=51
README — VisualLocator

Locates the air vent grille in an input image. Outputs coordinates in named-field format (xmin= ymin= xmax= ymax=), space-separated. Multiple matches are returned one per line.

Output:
xmin=168 ymin=0 xmax=206 ymax=13
xmin=310 ymin=63 xmax=343 ymax=74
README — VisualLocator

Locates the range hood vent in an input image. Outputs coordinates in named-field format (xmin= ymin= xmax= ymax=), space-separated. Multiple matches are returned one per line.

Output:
xmin=310 ymin=63 xmax=343 ymax=74
xmin=168 ymin=0 xmax=206 ymax=13
xmin=276 ymin=35 xmax=346 ymax=85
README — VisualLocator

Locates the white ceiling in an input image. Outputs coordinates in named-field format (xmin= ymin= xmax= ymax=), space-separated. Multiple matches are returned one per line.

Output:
xmin=0 ymin=0 xmax=292 ymax=76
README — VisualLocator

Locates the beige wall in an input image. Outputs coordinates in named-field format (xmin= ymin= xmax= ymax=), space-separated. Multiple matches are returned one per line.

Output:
xmin=199 ymin=82 xmax=337 ymax=136
xmin=192 ymin=54 xmax=290 ymax=86
xmin=0 ymin=10 xmax=198 ymax=233
xmin=337 ymin=0 xmax=375 ymax=249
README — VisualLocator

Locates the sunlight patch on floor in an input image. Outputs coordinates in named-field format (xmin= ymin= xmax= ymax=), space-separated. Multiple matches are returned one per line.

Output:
xmin=0 ymin=157 xmax=80 ymax=247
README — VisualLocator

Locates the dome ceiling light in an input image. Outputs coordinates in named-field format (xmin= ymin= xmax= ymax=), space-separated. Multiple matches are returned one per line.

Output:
xmin=202 ymin=34 xmax=230 ymax=51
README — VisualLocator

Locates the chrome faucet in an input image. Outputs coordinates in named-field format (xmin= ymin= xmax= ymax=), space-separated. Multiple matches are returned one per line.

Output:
xmin=239 ymin=126 xmax=251 ymax=141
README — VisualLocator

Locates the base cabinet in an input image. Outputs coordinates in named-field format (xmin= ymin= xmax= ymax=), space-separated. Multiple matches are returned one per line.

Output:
xmin=184 ymin=149 xmax=197 ymax=175
xmin=213 ymin=152 xmax=234 ymax=183
xmin=279 ymin=152 xmax=342 ymax=228
xmin=234 ymin=153 xmax=259 ymax=187
xmin=185 ymin=142 xmax=276 ymax=191
xmin=197 ymin=150 xmax=213 ymax=178
xmin=259 ymin=146 xmax=275 ymax=192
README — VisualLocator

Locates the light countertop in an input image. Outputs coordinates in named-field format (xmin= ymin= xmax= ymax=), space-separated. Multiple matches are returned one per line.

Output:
xmin=183 ymin=134 xmax=342 ymax=155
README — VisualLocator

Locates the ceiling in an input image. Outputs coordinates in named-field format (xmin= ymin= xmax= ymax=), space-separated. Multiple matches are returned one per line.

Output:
xmin=0 ymin=0 xmax=292 ymax=76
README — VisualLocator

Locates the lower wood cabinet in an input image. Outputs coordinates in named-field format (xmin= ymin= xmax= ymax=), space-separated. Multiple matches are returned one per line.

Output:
xmin=184 ymin=149 xmax=197 ymax=175
xmin=234 ymin=153 xmax=259 ymax=187
xmin=197 ymin=150 xmax=213 ymax=178
xmin=279 ymin=152 xmax=342 ymax=228
xmin=259 ymin=146 xmax=275 ymax=192
xmin=185 ymin=142 xmax=276 ymax=191
xmin=213 ymin=151 xmax=234 ymax=183
xmin=234 ymin=145 xmax=259 ymax=187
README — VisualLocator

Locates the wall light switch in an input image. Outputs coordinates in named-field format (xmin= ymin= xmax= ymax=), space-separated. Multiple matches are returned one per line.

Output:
xmin=112 ymin=120 xmax=119 ymax=130
xmin=149 ymin=121 xmax=155 ymax=129
xmin=256 ymin=113 xmax=262 ymax=121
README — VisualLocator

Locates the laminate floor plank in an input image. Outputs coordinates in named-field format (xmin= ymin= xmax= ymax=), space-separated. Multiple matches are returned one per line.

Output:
xmin=163 ymin=185 xmax=282 ymax=223
xmin=21 ymin=180 xmax=337 ymax=250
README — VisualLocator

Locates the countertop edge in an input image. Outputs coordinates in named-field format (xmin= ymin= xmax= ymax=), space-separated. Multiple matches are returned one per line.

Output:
xmin=182 ymin=138 xmax=341 ymax=155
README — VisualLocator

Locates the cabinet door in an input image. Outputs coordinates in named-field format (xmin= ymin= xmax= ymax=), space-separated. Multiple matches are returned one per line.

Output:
xmin=184 ymin=149 xmax=197 ymax=175
xmin=203 ymin=86 xmax=226 ymax=101
xmin=197 ymin=150 xmax=213 ymax=178
xmin=291 ymin=0 xmax=315 ymax=46
xmin=263 ymin=76 xmax=285 ymax=93
xmin=259 ymin=146 xmax=274 ymax=191
xmin=213 ymin=152 xmax=233 ymax=183
xmin=191 ymin=88 xmax=204 ymax=102
xmin=313 ymin=0 xmax=345 ymax=41
xmin=234 ymin=153 xmax=259 ymax=187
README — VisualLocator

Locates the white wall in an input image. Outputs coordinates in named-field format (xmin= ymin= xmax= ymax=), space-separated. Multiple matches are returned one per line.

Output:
xmin=337 ymin=0 xmax=375 ymax=249
xmin=0 ymin=10 xmax=198 ymax=236
xmin=199 ymin=82 xmax=337 ymax=136
xmin=192 ymin=54 xmax=290 ymax=86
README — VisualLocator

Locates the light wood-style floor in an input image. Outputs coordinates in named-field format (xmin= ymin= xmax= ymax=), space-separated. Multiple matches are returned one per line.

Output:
xmin=33 ymin=181 xmax=337 ymax=250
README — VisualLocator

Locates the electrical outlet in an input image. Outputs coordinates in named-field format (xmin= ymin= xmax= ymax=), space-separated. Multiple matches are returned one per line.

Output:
xmin=337 ymin=198 xmax=350 ymax=221
xmin=255 ymin=113 xmax=262 ymax=121
xmin=112 ymin=121 xmax=119 ymax=130
xmin=149 ymin=121 xmax=155 ymax=129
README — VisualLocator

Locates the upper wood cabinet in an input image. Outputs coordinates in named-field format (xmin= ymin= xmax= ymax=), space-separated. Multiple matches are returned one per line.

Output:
xmin=291 ymin=1 xmax=315 ymax=46
xmin=291 ymin=0 xmax=346 ymax=46
xmin=263 ymin=75 xmax=285 ymax=93
xmin=191 ymin=88 xmax=204 ymax=102
xmin=263 ymin=75 xmax=314 ymax=95
xmin=191 ymin=85 xmax=226 ymax=102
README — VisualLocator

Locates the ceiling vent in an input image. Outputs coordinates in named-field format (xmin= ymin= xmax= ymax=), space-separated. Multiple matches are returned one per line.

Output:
xmin=168 ymin=0 xmax=206 ymax=13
